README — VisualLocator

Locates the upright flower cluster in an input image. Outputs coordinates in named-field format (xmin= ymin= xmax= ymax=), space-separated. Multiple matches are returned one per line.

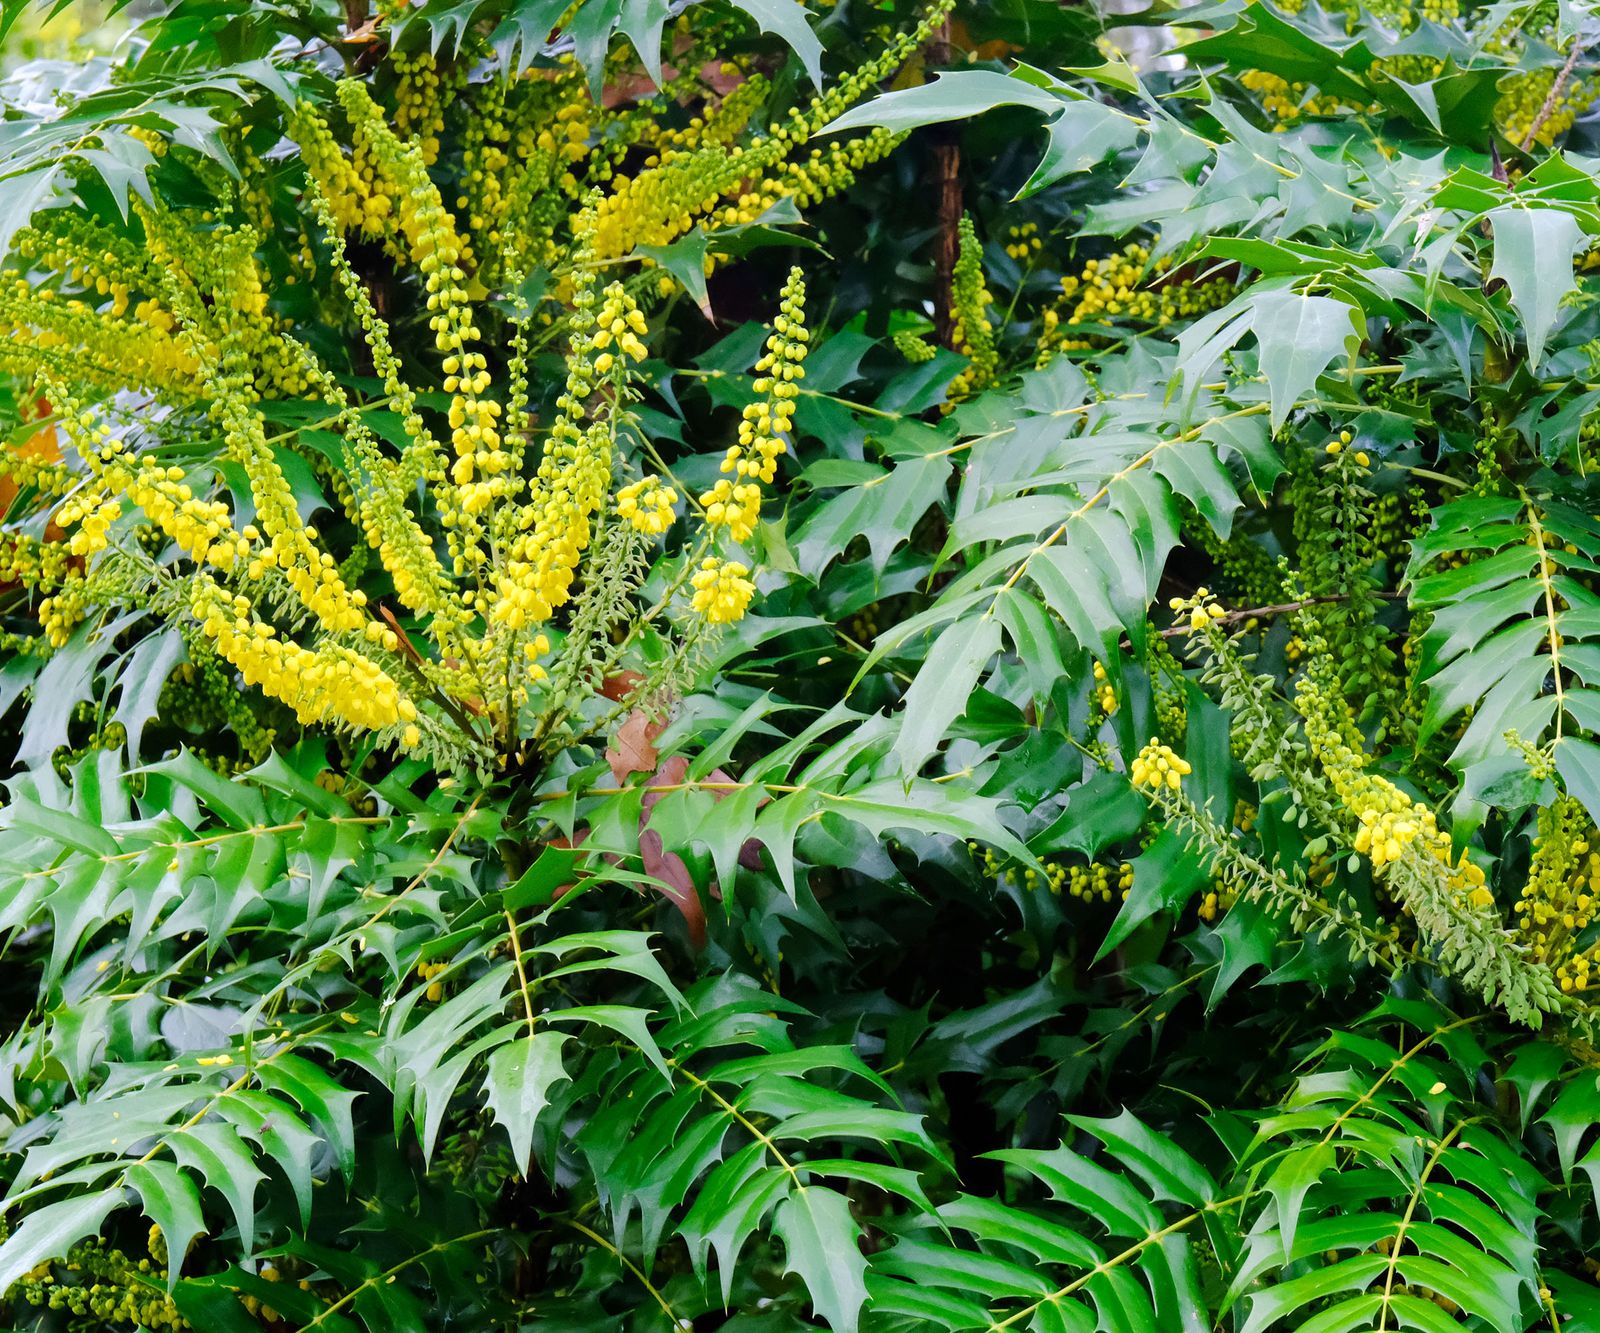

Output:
xmin=701 ymin=267 xmax=807 ymax=542
xmin=493 ymin=272 xmax=644 ymax=641
xmin=0 ymin=5 xmax=959 ymax=761
xmin=1516 ymin=796 xmax=1600 ymax=993
xmin=334 ymin=85 xmax=491 ymax=500
xmin=946 ymin=217 xmax=997 ymax=403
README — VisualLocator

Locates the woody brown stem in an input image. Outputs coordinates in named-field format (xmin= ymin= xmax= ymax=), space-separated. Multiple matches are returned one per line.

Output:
xmin=929 ymin=19 xmax=962 ymax=349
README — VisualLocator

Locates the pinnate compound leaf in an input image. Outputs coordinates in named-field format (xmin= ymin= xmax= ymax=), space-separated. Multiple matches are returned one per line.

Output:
xmin=775 ymin=1185 xmax=869 ymax=1333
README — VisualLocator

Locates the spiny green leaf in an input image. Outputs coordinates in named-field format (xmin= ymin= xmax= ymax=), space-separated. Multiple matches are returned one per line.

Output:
xmin=126 ymin=1161 xmax=206 ymax=1286
xmin=731 ymin=0 xmax=823 ymax=87
xmin=1249 ymin=290 xmax=1362 ymax=431
xmin=824 ymin=70 xmax=1062 ymax=136
xmin=0 ymin=1191 xmax=122 ymax=1295
xmin=891 ymin=615 xmax=1002 ymax=778
xmin=483 ymin=1031 xmax=571 ymax=1176
xmin=1487 ymin=205 xmax=1583 ymax=372
xmin=775 ymin=1186 xmax=869 ymax=1333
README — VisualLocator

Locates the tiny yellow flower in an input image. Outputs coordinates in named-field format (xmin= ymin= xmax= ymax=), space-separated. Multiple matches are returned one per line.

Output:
xmin=690 ymin=557 xmax=755 ymax=625
xmin=1131 ymin=740 xmax=1191 ymax=791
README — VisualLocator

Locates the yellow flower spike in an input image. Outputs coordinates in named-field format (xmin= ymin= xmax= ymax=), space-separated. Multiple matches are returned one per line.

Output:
xmin=191 ymin=578 xmax=414 ymax=736
xmin=700 ymin=267 xmax=807 ymax=544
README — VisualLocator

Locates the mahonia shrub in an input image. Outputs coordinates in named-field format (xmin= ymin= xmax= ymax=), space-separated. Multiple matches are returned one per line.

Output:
xmin=5 ymin=0 xmax=1600 ymax=1331
xmin=0 ymin=4 xmax=952 ymax=776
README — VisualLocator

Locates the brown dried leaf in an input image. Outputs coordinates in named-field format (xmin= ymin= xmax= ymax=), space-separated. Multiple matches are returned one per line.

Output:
xmin=606 ymin=708 xmax=663 ymax=783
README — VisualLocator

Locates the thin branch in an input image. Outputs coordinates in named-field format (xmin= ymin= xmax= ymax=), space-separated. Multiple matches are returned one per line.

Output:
xmin=505 ymin=909 xmax=539 ymax=1037
xmin=1154 ymin=591 xmax=1403 ymax=639
xmin=564 ymin=1219 xmax=684 ymax=1325
xmin=1520 ymin=39 xmax=1587 ymax=151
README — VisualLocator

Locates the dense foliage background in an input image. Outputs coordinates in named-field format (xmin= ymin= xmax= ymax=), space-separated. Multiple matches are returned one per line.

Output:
xmin=4 ymin=0 xmax=1600 ymax=1329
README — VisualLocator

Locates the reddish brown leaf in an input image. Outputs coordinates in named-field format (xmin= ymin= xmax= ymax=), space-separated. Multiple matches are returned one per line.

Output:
xmin=600 ymin=670 xmax=646 ymax=703
xmin=639 ymin=826 xmax=706 ymax=950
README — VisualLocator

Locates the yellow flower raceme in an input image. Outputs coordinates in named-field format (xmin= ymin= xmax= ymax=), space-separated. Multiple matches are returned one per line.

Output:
xmin=490 ymin=273 xmax=638 ymax=632
xmin=946 ymin=216 xmax=996 ymax=405
xmin=1092 ymin=660 xmax=1118 ymax=715
xmin=39 ymin=575 xmax=90 ymax=648
xmin=290 ymin=102 xmax=371 ymax=236
xmin=392 ymin=49 xmax=461 ymax=166
xmin=1298 ymin=671 xmax=1490 ymax=903
xmin=45 ymin=398 xmax=250 ymax=575
xmin=192 ymin=580 xmax=417 ymax=738
xmin=290 ymin=192 xmax=459 ymax=631
xmin=1169 ymin=587 xmax=1230 ymax=633
xmin=587 ymin=1 xmax=950 ymax=262
xmin=0 ymin=279 xmax=197 ymax=398
xmin=701 ymin=267 xmax=806 ymax=542
xmin=325 ymin=85 xmax=497 ymax=576
xmin=1515 ymin=796 xmax=1600 ymax=993
xmin=893 ymin=329 xmax=936 ymax=362
xmin=1035 ymin=241 xmax=1236 ymax=367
